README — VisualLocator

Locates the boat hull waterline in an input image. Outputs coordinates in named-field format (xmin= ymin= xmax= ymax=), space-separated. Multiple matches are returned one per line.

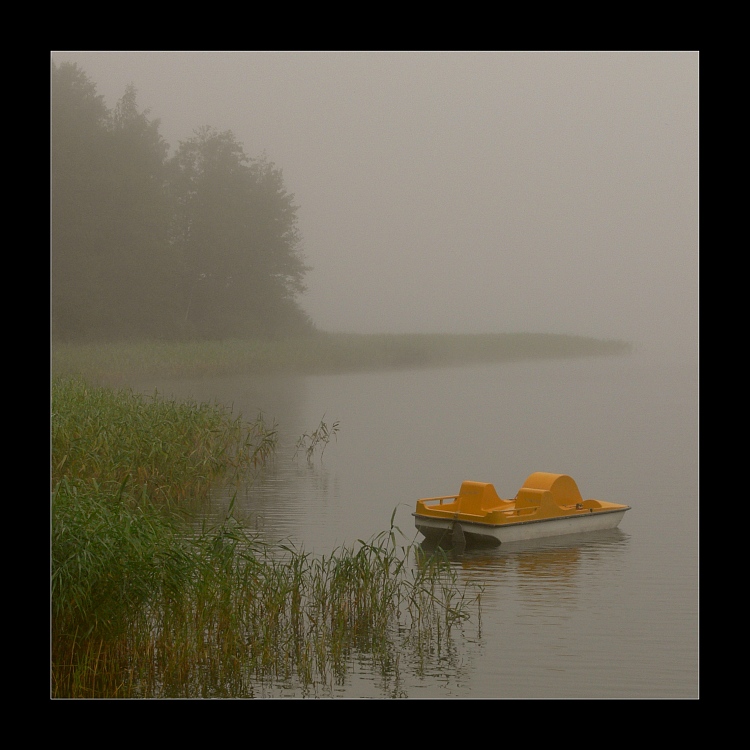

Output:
xmin=413 ymin=472 xmax=630 ymax=547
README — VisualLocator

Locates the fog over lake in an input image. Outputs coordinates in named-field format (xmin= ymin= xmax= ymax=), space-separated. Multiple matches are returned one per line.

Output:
xmin=50 ymin=51 xmax=699 ymax=358
xmin=50 ymin=51 xmax=699 ymax=698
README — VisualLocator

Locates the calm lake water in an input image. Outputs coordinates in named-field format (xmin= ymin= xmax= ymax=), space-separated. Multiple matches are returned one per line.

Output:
xmin=130 ymin=344 xmax=699 ymax=699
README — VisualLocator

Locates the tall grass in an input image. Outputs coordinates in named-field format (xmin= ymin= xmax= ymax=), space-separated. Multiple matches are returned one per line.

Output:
xmin=51 ymin=377 xmax=277 ymax=504
xmin=51 ymin=377 xmax=479 ymax=698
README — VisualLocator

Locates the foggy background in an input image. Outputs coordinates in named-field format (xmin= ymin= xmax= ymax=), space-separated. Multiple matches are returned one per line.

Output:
xmin=50 ymin=51 xmax=699 ymax=357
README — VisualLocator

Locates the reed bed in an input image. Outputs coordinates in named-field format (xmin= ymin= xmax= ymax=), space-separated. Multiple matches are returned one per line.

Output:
xmin=51 ymin=377 xmax=479 ymax=698
xmin=51 ymin=331 xmax=632 ymax=383
xmin=52 ymin=377 xmax=277 ymax=504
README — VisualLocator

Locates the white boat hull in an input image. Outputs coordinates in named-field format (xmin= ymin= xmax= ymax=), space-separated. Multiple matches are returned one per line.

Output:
xmin=414 ymin=507 xmax=628 ymax=546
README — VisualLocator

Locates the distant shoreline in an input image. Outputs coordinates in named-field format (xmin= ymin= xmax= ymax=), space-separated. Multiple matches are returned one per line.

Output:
xmin=51 ymin=331 xmax=633 ymax=384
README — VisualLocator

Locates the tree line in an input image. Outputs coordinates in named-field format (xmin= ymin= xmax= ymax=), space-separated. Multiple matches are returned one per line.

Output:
xmin=51 ymin=60 xmax=314 ymax=342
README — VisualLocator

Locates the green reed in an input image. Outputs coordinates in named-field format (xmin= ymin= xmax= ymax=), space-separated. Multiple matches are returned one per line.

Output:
xmin=51 ymin=378 xmax=479 ymax=698
xmin=52 ymin=377 xmax=277 ymax=504
xmin=133 ymin=521 xmax=476 ymax=697
xmin=53 ymin=507 xmax=478 ymax=697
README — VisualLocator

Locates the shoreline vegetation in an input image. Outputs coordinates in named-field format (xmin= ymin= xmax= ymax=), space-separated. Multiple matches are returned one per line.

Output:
xmin=51 ymin=375 xmax=481 ymax=698
xmin=51 ymin=331 xmax=632 ymax=384
xmin=51 ymin=332 xmax=629 ymax=698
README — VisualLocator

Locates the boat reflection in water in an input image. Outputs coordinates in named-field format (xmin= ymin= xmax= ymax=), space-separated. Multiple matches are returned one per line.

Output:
xmin=419 ymin=527 xmax=630 ymax=609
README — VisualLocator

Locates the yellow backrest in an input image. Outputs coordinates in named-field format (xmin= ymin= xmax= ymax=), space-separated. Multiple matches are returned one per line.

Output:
xmin=515 ymin=487 xmax=546 ymax=509
xmin=520 ymin=473 xmax=583 ymax=506
xmin=457 ymin=481 xmax=502 ymax=514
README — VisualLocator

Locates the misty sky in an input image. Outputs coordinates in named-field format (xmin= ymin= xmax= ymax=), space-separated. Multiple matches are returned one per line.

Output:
xmin=50 ymin=51 xmax=699 ymax=355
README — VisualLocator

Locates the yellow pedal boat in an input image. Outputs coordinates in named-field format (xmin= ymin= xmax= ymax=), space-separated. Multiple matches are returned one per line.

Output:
xmin=414 ymin=472 xmax=630 ymax=546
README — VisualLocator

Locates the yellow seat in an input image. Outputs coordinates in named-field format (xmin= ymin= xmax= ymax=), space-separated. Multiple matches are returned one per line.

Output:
xmin=457 ymin=481 xmax=502 ymax=515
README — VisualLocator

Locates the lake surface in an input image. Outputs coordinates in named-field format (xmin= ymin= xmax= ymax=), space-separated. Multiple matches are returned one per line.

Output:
xmin=130 ymin=344 xmax=699 ymax=699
